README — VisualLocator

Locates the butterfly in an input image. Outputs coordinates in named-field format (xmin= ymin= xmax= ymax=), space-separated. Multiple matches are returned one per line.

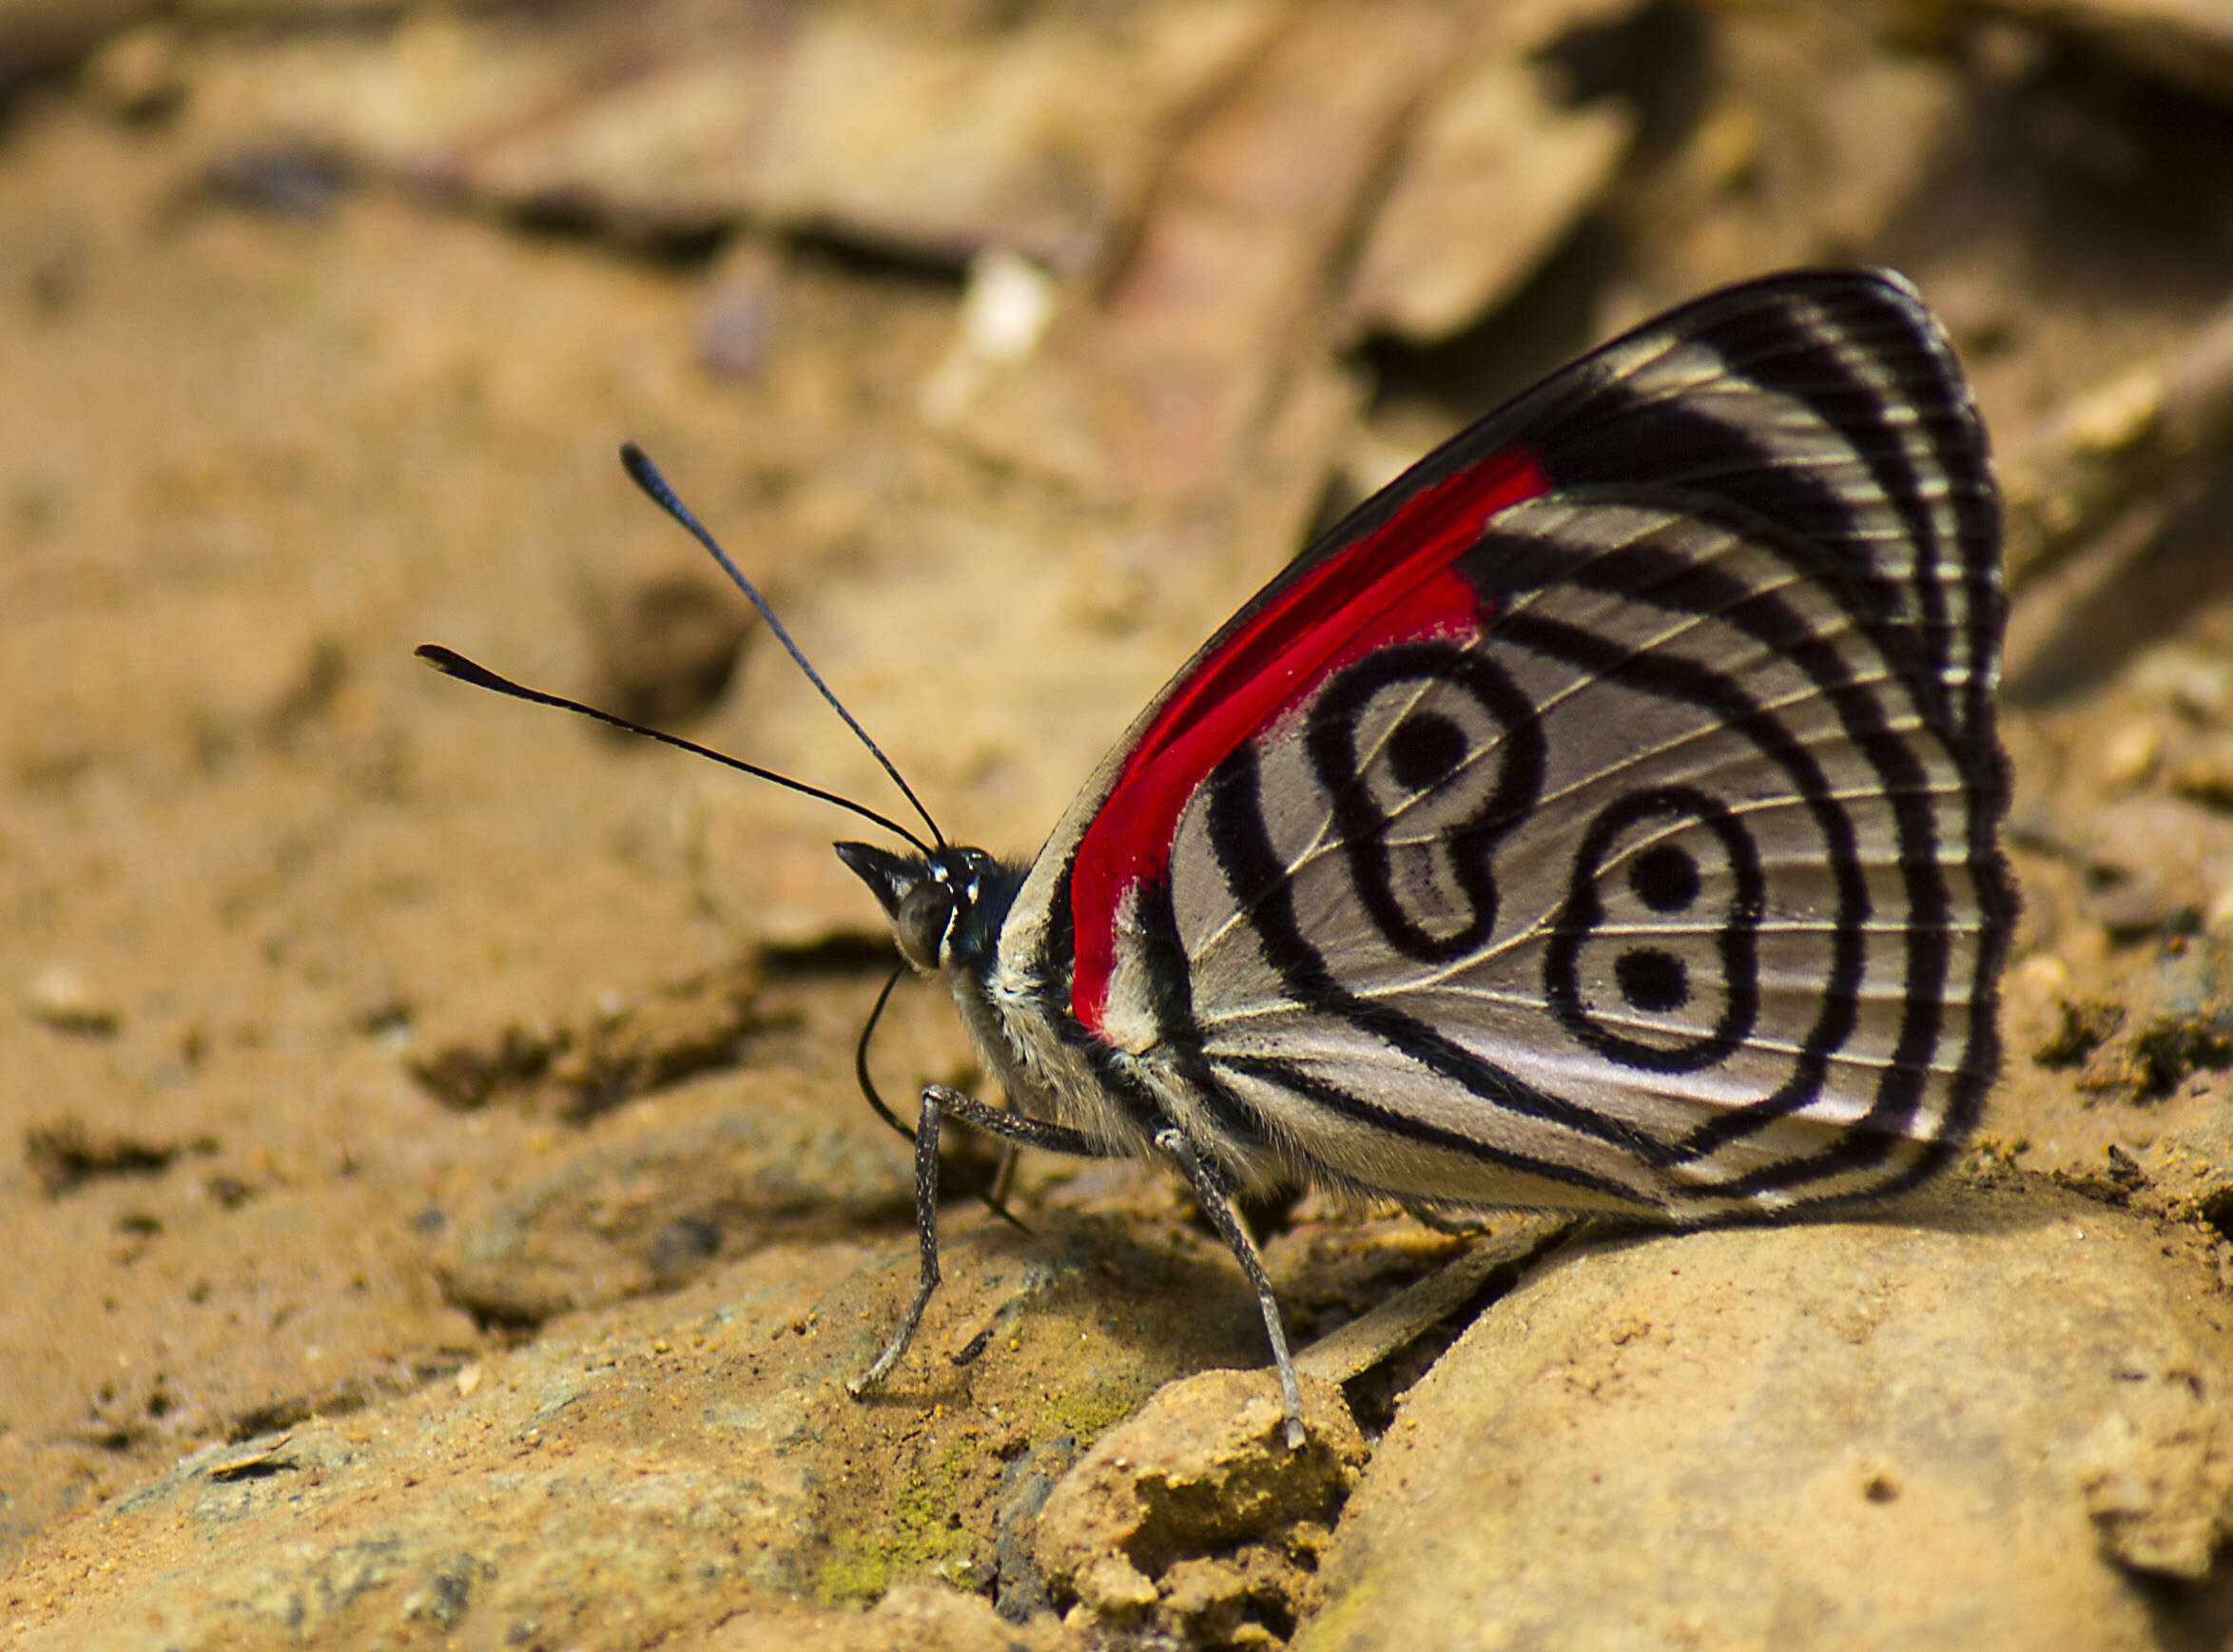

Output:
xmin=420 ymin=267 xmax=2012 ymax=1449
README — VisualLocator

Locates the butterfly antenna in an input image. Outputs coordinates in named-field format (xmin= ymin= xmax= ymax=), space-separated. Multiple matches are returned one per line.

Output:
xmin=620 ymin=443 xmax=948 ymax=851
xmin=414 ymin=645 xmax=934 ymax=855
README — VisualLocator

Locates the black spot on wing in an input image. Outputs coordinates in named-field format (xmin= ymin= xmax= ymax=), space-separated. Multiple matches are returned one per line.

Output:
xmin=1633 ymin=844 xmax=1700 ymax=911
xmin=1387 ymin=711 xmax=1467 ymax=793
xmin=1615 ymin=947 xmax=1688 ymax=1013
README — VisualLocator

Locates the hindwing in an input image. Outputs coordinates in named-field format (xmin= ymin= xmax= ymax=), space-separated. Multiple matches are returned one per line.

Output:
xmin=995 ymin=268 xmax=2011 ymax=1216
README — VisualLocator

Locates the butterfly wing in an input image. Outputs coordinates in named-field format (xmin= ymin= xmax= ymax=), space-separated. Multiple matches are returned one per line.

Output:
xmin=996 ymin=269 xmax=2010 ymax=1216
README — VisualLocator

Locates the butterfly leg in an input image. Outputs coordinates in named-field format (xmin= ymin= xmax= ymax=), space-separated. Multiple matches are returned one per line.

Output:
xmin=1155 ymin=1128 xmax=1306 ymax=1450
xmin=1400 ymin=1199 xmax=1487 ymax=1237
xmin=848 ymin=1081 xmax=1118 ymax=1400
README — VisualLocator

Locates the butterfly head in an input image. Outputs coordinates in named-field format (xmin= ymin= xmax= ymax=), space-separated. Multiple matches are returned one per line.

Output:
xmin=836 ymin=841 xmax=1019 ymax=976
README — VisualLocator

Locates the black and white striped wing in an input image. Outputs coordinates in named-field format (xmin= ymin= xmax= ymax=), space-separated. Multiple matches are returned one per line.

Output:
xmin=1023 ymin=269 xmax=2010 ymax=1217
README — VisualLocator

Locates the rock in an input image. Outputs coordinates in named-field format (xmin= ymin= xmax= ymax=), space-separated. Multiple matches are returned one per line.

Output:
xmin=3 ymin=1203 xmax=1271 ymax=1649
xmin=2099 ymin=717 xmax=2164 ymax=788
xmin=1033 ymin=1368 xmax=1366 ymax=1645
xmin=919 ymin=248 xmax=1061 ymax=429
xmin=2128 ymin=644 xmax=2233 ymax=723
xmin=23 ymin=964 xmax=123 ymax=1037
xmin=581 ymin=568 xmax=754 ymax=729
xmin=432 ymin=1091 xmax=918 ymax=1326
xmin=408 ymin=967 xmax=764 ymax=1119
xmin=2080 ymin=870 xmax=2195 ymax=941
xmin=1303 ymin=1181 xmax=2233 ymax=1651
xmin=1988 ymin=0 xmax=2233 ymax=108
xmin=171 ymin=1 xmax=1281 ymax=270
xmin=21 ymin=1116 xmax=176 ymax=1194
xmin=991 ymin=1436 xmax=1078 ymax=1623
xmin=1344 ymin=19 xmax=1636 ymax=343
xmin=2169 ymin=739 xmax=2233 ymax=813
xmin=2077 ymin=1343 xmax=2233 ymax=1580
xmin=703 ymin=1583 xmax=1052 ymax=1652
xmin=80 ymin=20 xmax=185 ymax=119
xmin=944 ymin=0 xmax=1452 ymax=506
xmin=0 ymin=0 xmax=155 ymax=83
xmin=696 ymin=241 xmax=782 ymax=382
xmin=1293 ymin=1215 xmax=1573 ymax=1385
xmin=2139 ymin=1105 xmax=2233 ymax=1230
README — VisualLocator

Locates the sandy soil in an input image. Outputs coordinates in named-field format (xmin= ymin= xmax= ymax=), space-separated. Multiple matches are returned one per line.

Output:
xmin=8 ymin=2 xmax=2233 ymax=1647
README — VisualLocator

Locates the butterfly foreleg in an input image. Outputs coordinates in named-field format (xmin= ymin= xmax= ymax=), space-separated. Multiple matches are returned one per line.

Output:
xmin=1155 ymin=1128 xmax=1307 ymax=1450
xmin=846 ymin=1081 xmax=1121 ymax=1401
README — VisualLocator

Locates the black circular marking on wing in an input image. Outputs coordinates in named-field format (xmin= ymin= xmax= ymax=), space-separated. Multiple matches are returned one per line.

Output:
xmin=1303 ymin=643 xmax=1544 ymax=964
xmin=1544 ymin=786 xmax=1763 ymax=1074
xmin=1494 ymin=574 xmax=1879 ymax=1133
xmin=1616 ymin=948 xmax=1689 ymax=1013
xmin=1387 ymin=711 xmax=1466 ymax=792
xmin=1630 ymin=843 xmax=1699 ymax=912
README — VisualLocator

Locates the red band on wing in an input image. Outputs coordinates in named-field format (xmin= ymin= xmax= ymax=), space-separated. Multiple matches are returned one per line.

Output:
xmin=1070 ymin=448 xmax=1548 ymax=1032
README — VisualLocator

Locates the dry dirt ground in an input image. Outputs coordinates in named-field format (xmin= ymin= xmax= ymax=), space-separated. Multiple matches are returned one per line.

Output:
xmin=10 ymin=2 xmax=2233 ymax=1648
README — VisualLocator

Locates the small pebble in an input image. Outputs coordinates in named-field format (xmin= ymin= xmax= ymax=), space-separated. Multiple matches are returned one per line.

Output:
xmin=920 ymin=247 xmax=1058 ymax=425
xmin=2129 ymin=645 xmax=2233 ymax=722
xmin=82 ymin=23 xmax=185 ymax=121
xmin=2168 ymin=746 xmax=2233 ymax=810
xmin=699 ymin=285 xmax=774 ymax=380
xmin=2080 ymin=876 xmax=2187 ymax=939
xmin=2097 ymin=719 xmax=2159 ymax=788
xmin=587 ymin=573 xmax=750 ymax=727
xmin=25 ymin=967 xmax=122 ymax=1038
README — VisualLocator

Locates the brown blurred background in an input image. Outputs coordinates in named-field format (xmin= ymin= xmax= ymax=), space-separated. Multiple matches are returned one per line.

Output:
xmin=10 ymin=0 xmax=2233 ymax=1642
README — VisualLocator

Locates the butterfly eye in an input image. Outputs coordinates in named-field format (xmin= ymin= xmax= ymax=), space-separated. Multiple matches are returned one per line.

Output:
xmin=894 ymin=881 xmax=958 ymax=972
